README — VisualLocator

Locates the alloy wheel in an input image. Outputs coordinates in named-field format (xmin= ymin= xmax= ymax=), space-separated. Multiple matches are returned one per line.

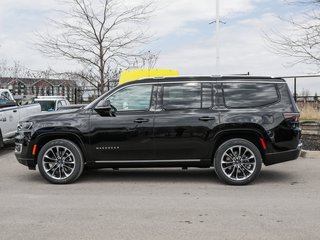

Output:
xmin=220 ymin=145 xmax=257 ymax=181
xmin=42 ymin=146 xmax=76 ymax=180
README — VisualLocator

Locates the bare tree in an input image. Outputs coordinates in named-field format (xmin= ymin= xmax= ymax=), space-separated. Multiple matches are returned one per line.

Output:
xmin=265 ymin=1 xmax=320 ymax=67
xmin=0 ymin=60 xmax=39 ymax=78
xmin=301 ymin=88 xmax=311 ymax=97
xmin=0 ymin=60 xmax=10 ymax=77
xmin=37 ymin=0 xmax=157 ymax=95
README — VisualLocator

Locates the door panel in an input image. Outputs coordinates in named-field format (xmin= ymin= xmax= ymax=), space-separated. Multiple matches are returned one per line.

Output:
xmin=89 ymin=111 xmax=154 ymax=161
xmin=153 ymin=82 xmax=219 ymax=160
xmin=88 ymin=84 xmax=155 ymax=162
xmin=153 ymin=109 xmax=217 ymax=159
xmin=1 ymin=107 xmax=18 ymax=138
xmin=10 ymin=107 xmax=19 ymax=135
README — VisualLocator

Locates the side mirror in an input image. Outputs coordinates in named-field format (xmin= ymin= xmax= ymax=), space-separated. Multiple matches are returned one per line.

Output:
xmin=94 ymin=99 xmax=117 ymax=117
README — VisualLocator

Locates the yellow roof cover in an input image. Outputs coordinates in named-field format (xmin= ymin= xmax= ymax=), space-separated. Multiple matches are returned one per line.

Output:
xmin=119 ymin=69 xmax=179 ymax=85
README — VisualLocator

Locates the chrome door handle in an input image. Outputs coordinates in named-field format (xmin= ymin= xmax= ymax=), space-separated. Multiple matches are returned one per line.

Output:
xmin=134 ymin=118 xmax=149 ymax=123
xmin=13 ymin=109 xmax=17 ymax=113
xmin=199 ymin=116 xmax=215 ymax=121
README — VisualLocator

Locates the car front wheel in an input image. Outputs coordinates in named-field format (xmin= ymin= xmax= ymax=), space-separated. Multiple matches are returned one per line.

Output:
xmin=37 ymin=139 xmax=84 ymax=184
xmin=214 ymin=138 xmax=262 ymax=185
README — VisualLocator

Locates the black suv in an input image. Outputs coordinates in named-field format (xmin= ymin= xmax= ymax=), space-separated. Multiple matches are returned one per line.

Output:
xmin=15 ymin=76 xmax=302 ymax=185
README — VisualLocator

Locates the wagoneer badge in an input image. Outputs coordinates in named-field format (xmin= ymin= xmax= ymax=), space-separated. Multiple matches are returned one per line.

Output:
xmin=96 ymin=146 xmax=120 ymax=150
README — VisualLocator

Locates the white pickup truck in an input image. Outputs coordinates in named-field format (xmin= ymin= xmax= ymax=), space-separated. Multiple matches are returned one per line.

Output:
xmin=0 ymin=89 xmax=41 ymax=147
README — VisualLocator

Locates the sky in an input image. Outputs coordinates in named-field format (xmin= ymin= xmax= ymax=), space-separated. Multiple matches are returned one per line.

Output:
xmin=0 ymin=0 xmax=320 ymax=94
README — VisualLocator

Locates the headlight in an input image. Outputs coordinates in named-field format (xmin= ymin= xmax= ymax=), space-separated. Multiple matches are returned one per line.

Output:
xmin=17 ymin=121 xmax=33 ymax=131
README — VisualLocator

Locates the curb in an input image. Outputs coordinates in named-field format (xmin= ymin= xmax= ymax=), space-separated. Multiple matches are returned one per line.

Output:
xmin=300 ymin=150 xmax=320 ymax=159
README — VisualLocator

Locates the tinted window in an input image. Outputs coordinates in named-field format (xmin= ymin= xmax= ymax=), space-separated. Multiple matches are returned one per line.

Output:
xmin=223 ymin=83 xmax=278 ymax=108
xmin=107 ymin=85 xmax=152 ymax=111
xmin=214 ymin=84 xmax=224 ymax=107
xmin=162 ymin=83 xmax=200 ymax=110
xmin=37 ymin=101 xmax=56 ymax=111
xmin=0 ymin=92 xmax=12 ymax=105
xmin=0 ymin=91 xmax=11 ymax=100
xmin=202 ymin=83 xmax=213 ymax=108
xmin=162 ymin=82 xmax=212 ymax=110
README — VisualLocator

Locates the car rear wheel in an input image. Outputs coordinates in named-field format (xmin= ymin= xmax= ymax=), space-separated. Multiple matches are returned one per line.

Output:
xmin=37 ymin=139 xmax=84 ymax=184
xmin=214 ymin=138 xmax=262 ymax=185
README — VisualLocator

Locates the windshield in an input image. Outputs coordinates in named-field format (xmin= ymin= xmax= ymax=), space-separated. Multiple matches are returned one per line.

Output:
xmin=36 ymin=100 xmax=56 ymax=111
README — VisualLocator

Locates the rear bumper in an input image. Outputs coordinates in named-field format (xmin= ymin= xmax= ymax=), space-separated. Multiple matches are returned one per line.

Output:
xmin=264 ymin=144 xmax=302 ymax=166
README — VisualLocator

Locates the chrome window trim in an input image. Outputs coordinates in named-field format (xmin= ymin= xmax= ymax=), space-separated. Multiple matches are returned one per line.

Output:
xmin=94 ymin=159 xmax=201 ymax=163
xmin=92 ymin=80 xmax=286 ymax=109
xmin=106 ymin=81 xmax=285 ymax=98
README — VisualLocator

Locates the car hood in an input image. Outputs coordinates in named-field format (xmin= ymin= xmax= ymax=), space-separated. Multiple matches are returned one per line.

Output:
xmin=21 ymin=108 xmax=82 ymax=122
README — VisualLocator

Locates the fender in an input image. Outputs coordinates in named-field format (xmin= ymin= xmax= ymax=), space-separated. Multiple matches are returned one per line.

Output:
xmin=211 ymin=123 xmax=269 ymax=158
xmin=213 ymin=123 xmax=268 ymax=138
xmin=31 ymin=127 xmax=90 ymax=162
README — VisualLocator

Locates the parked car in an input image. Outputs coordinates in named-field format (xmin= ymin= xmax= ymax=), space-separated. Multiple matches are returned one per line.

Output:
xmin=0 ymin=89 xmax=41 ymax=148
xmin=57 ymin=104 xmax=86 ymax=111
xmin=34 ymin=96 xmax=70 ymax=112
xmin=15 ymin=76 xmax=301 ymax=185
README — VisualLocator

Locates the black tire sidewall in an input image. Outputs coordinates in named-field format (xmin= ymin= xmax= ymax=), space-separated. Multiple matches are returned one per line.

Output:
xmin=37 ymin=139 xmax=84 ymax=184
xmin=0 ymin=129 xmax=4 ymax=148
xmin=214 ymin=138 xmax=262 ymax=185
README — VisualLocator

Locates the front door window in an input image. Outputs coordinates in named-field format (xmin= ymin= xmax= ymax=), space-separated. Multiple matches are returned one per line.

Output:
xmin=107 ymin=85 xmax=152 ymax=112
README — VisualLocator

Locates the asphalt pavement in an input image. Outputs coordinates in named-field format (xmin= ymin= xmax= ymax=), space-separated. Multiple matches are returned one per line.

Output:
xmin=0 ymin=148 xmax=319 ymax=240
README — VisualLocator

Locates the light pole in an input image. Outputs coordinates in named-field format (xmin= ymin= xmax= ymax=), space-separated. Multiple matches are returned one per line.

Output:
xmin=216 ymin=0 xmax=220 ymax=75
xmin=210 ymin=0 xmax=225 ymax=75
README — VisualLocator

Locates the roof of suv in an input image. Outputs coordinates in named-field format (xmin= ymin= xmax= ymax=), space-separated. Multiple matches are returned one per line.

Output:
xmin=122 ymin=75 xmax=286 ymax=86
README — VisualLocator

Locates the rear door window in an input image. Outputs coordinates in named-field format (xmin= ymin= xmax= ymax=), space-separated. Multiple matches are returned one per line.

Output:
xmin=222 ymin=83 xmax=279 ymax=108
xmin=162 ymin=82 xmax=213 ymax=110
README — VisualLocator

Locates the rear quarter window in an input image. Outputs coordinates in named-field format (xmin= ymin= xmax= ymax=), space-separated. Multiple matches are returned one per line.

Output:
xmin=222 ymin=82 xmax=279 ymax=108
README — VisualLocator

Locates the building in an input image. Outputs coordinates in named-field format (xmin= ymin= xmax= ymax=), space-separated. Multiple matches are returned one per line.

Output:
xmin=0 ymin=77 xmax=78 ymax=102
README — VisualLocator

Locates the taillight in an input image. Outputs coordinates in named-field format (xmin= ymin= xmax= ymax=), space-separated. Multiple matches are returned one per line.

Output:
xmin=283 ymin=113 xmax=300 ymax=122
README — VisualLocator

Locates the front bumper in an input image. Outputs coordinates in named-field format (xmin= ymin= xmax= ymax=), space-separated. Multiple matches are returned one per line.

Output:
xmin=15 ymin=132 xmax=36 ymax=170
xmin=16 ymin=156 xmax=36 ymax=170
xmin=264 ymin=144 xmax=302 ymax=166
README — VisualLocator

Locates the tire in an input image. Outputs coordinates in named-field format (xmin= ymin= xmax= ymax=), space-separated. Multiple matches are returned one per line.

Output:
xmin=37 ymin=139 xmax=84 ymax=184
xmin=0 ymin=129 xmax=4 ymax=148
xmin=214 ymin=138 xmax=262 ymax=185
